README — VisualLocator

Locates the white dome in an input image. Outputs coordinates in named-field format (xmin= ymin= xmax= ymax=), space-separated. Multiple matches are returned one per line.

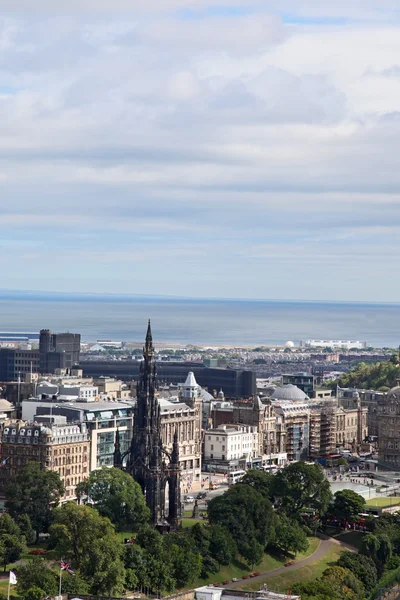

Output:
xmin=285 ymin=341 xmax=295 ymax=348
xmin=271 ymin=384 xmax=308 ymax=401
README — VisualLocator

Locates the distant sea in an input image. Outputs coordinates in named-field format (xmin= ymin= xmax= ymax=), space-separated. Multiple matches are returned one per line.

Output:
xmin=0 ymin=292 xmax=399 ymax=348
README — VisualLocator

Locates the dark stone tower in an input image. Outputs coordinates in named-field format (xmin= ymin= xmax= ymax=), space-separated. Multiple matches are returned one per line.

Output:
xmin=115 ymin=321 xmax=181 ymax=529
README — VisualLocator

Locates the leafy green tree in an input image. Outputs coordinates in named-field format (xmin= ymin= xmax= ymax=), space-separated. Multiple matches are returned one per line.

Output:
xmin=271 ymin=462 xmax=332 ymax=517
xmin=241 ymin=469 xmax=273 ymax=498
xmin=241 ymin=540 xmax=264 ymax=569
xmin=323 ymin=566 xmax=364 ymax=600
xmin=209 ymin=525 xmax=237 ymax=566
xmin=76 ymin=467 xmax=149 ymax=531
xmin=50 ymin=503 xmax=124 ymax=595
xmin=5 ymin=462 xmax=64 ymax=541
xmin=273 ymin=515 xmax=309 ymax=555
xmin=208 ymin=482 xmax=275 ymax=557
xmin=124 ymin=528 xmax=175 ymax=593
xmin=362 ymin=532 xmax=392 ymax=575
xmin=334 ymin=360 xmax=400 ymax=390
xmin=23 ymin=587 xmax=46 ymax=600
xmin=333 ymin=490 xmax=365 ymax=519
xmin=60 ymin=571 xmax=90 ymax=595
xmin=337 ymin=551 xmax=377 ymax=593
xmin=16 ymin=557 xmax=58 ymax=598
xmin=0 ymin=513 xmax=26 ymax=571
xmin=167 ymin=541 xmax=202 ymax=588
xmin=15 ymin=514 xmax=35 ymax=545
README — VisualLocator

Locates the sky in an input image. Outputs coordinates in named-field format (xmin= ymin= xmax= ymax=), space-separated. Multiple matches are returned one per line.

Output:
xmin=1 ymin=0 xmax=400 ymax=302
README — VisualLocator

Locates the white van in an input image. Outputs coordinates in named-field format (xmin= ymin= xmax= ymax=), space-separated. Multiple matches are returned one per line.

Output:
xmin=340 ymin=450 xmax=352 ymax=458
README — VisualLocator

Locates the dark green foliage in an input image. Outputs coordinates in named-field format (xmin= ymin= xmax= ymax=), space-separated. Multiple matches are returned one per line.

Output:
xmin=337 ymin=550 xmax=377 ymax=592
xmin=5 ymin=462 xmax=64 ymax=540
xmin=16 ymin=557 xmax=58 ymax=597
xmin=335 ymin=360 xmax=400 ymax=391
xmin=293 ymin=566 xmax=365 ymax=600
xmin=333 ymin=489 xmax=366 ymax=519
xmin=362 ymin=532 xmax=392 ymax=575
xmin=241 ymin=469 xmax=273 ymax=498
xmin=270 ymin=462 xmax=332 ymax=517
xmin=208 ymin=481 xmax=275 ymax=561
xmin=0 ymin=513 xmax=27 ymax=571
xmin=76 ymin=467 xmax=150 ymax=531
xmin=22 ymin=587 xmax=46 ymax=600
xmin=50 ymin=503 xmax=124 ymax=595
xmin=273 ymin=515 xmax=309 ymax=555
xmin=209 ymin=525 xmax=237 ymax=566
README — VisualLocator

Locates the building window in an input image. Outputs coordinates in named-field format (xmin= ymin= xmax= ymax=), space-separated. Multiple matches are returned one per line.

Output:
xmin=211 ymin=445 xmax=214 ymax=450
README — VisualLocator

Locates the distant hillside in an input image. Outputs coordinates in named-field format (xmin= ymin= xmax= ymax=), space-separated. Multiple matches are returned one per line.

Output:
xmin=335 ymin=358 xmax=400 ymax=391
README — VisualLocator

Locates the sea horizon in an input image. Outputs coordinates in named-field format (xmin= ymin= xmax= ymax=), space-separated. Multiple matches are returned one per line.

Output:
xmin=0 ymin=290 xmax=398 ymax=348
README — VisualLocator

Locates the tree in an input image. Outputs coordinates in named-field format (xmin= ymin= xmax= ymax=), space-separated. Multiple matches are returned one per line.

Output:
xmin=323 ymin=566 xmax=364 ymax=600
xmin=76 ymin=467 xmax=149 ymax=531
xmin=50 ymin=503 xmax=124 ymax=595
xmin=241 ymin=469 xmax=273 ymax=498
xmin=241 ymin=540 xmax=264 ymax=569
xmin=273 ymin=515 xmax=309 ymax=556
xmin=271 ymin=462 xmax=332 ymax=518
xmin=333 ymin=490 xmax=365 ymax=519
xmin=16 ymin=557 xmax=58 ymax=598
xmin=337 ymin=551 xmax=377 ymax=593
xmin=5 ymin=462 xmax=64 ymax=541
xmin=0 ymin=513 xmax=26 ymax=571
xmin=208 ymin=482 xmax=275 ymax=557
xmin=362 ymin=533 xmax=392 ymax=575
xmin=23 ymin=587 xmax=46 ymax=600
xmin=209 ymin=525 xmax=237 ymax=566
xmin=124 ymin=531 xmax=175 ymax=593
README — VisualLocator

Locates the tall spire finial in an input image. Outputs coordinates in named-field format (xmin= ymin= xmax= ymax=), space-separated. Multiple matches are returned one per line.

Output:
xmin=144 ymin=319 xmax=154 ymax=358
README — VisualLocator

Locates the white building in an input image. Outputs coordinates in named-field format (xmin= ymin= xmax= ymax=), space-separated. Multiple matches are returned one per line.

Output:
xmin=203 ymin=423 xmax=259 ymax=470
xmin=304 ymin=339 xmax=366 ymax=350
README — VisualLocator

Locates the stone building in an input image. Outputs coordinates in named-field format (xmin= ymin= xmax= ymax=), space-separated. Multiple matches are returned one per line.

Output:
xmin=0 ymin=420 xmax=89 ymax=504
xmin=378 ymin=385 xmax=400 ymax=466
xmin=203 ymin=424 xmax=259 ymax=471
xmin=336 ymin=391 xmax=368 ymax=449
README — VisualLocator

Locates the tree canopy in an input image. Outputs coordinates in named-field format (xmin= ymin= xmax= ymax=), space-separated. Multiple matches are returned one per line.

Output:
xmin=332 ymin=489 xmax=365 ymax=519
xmin=207 ymin=481 xmax=275 ymax=565
xmin=76 ymin=467 xmax=150 ymax=531
xmin=270 ymin=462 xmax=332 ymax=517
xmin=334 ymin=360 xmax=400 ymax=391
xmin=5 ymin=462 xmax=64 ymax=540
xmin=50 ymin=502 xmax=125 ymax=595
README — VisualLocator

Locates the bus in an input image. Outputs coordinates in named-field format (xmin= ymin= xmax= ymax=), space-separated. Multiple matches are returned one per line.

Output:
xmin=228 ymin=470 xmax=246 ymax=485
xmin=261 ymin=465 xmax=279 ymax=474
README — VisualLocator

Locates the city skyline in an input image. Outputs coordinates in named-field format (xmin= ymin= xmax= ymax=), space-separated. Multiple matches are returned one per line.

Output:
xmin=1 ymin=1 xmax=400 ymax=301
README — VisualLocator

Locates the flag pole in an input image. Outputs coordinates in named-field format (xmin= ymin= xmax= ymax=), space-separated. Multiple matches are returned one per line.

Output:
xmin=7 ymin=576 xmax=10 ymax=600
xmin=59 ymin=563 xmax=62 ymax=599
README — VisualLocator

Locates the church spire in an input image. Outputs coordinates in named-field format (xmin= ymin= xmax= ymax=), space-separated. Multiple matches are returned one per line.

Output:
xmin=145 ymin=319 xmax=153 ymax=354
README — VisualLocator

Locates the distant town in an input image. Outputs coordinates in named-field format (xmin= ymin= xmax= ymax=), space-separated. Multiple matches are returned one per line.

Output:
xmin=0 ymin=325 xmax=400 ymax=600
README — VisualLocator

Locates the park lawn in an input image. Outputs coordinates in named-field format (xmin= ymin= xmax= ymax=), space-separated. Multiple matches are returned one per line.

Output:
xmin=242 ymin=544 xmax=343 ymax=593
xmin=334 ymin=531 xmax=365 ymax=550
xmin=115 ymin=531 xmax=135 ymax=542
xmin=366 ymin=497 xmax=400 ymax=508
xmin=182 ymin=518 xmax=206 ymax=529
xmin=185 ymin=538 xmax=320 ymax=590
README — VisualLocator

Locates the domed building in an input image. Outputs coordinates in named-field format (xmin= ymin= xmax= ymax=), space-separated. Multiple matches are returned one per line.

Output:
xmin=271 ymin=384 xmax=309 ymax=402
xmin=378 ymin=385 xmax=400 ymax=466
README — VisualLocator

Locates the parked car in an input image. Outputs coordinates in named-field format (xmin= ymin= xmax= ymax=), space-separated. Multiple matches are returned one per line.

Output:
xmin=184 ymin=495 xmax=195 ymax=503
xmin=196 ymin=492 xmax=207 ymax=500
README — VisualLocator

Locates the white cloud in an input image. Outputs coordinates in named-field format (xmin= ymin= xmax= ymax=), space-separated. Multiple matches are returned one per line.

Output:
xmin=0 ymin=2 xmax=399 ymax=300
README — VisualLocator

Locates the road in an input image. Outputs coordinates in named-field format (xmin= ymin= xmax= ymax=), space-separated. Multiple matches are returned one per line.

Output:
xmin=224 ymin=534 xmax=359 ymax=589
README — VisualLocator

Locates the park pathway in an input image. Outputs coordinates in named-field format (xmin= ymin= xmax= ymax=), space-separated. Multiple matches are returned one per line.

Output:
xmin=225 ymin=534 xmax=358 ymax=589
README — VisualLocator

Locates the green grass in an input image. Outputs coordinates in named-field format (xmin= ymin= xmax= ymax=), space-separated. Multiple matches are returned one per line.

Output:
xmin=183 ymin=537 xmax=320 ymax=590
xmin=182 ymin=518 xmax=206 ymax=529
xmin=242 ymin=544 xmax=343 ymax=593
xmin=115 ymin=531 xmax=135 ymax=542
xmin=366 ymin=497 xmax=400 ymax=508
xmin=333 ymin=531 xmax=365 ymax=550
